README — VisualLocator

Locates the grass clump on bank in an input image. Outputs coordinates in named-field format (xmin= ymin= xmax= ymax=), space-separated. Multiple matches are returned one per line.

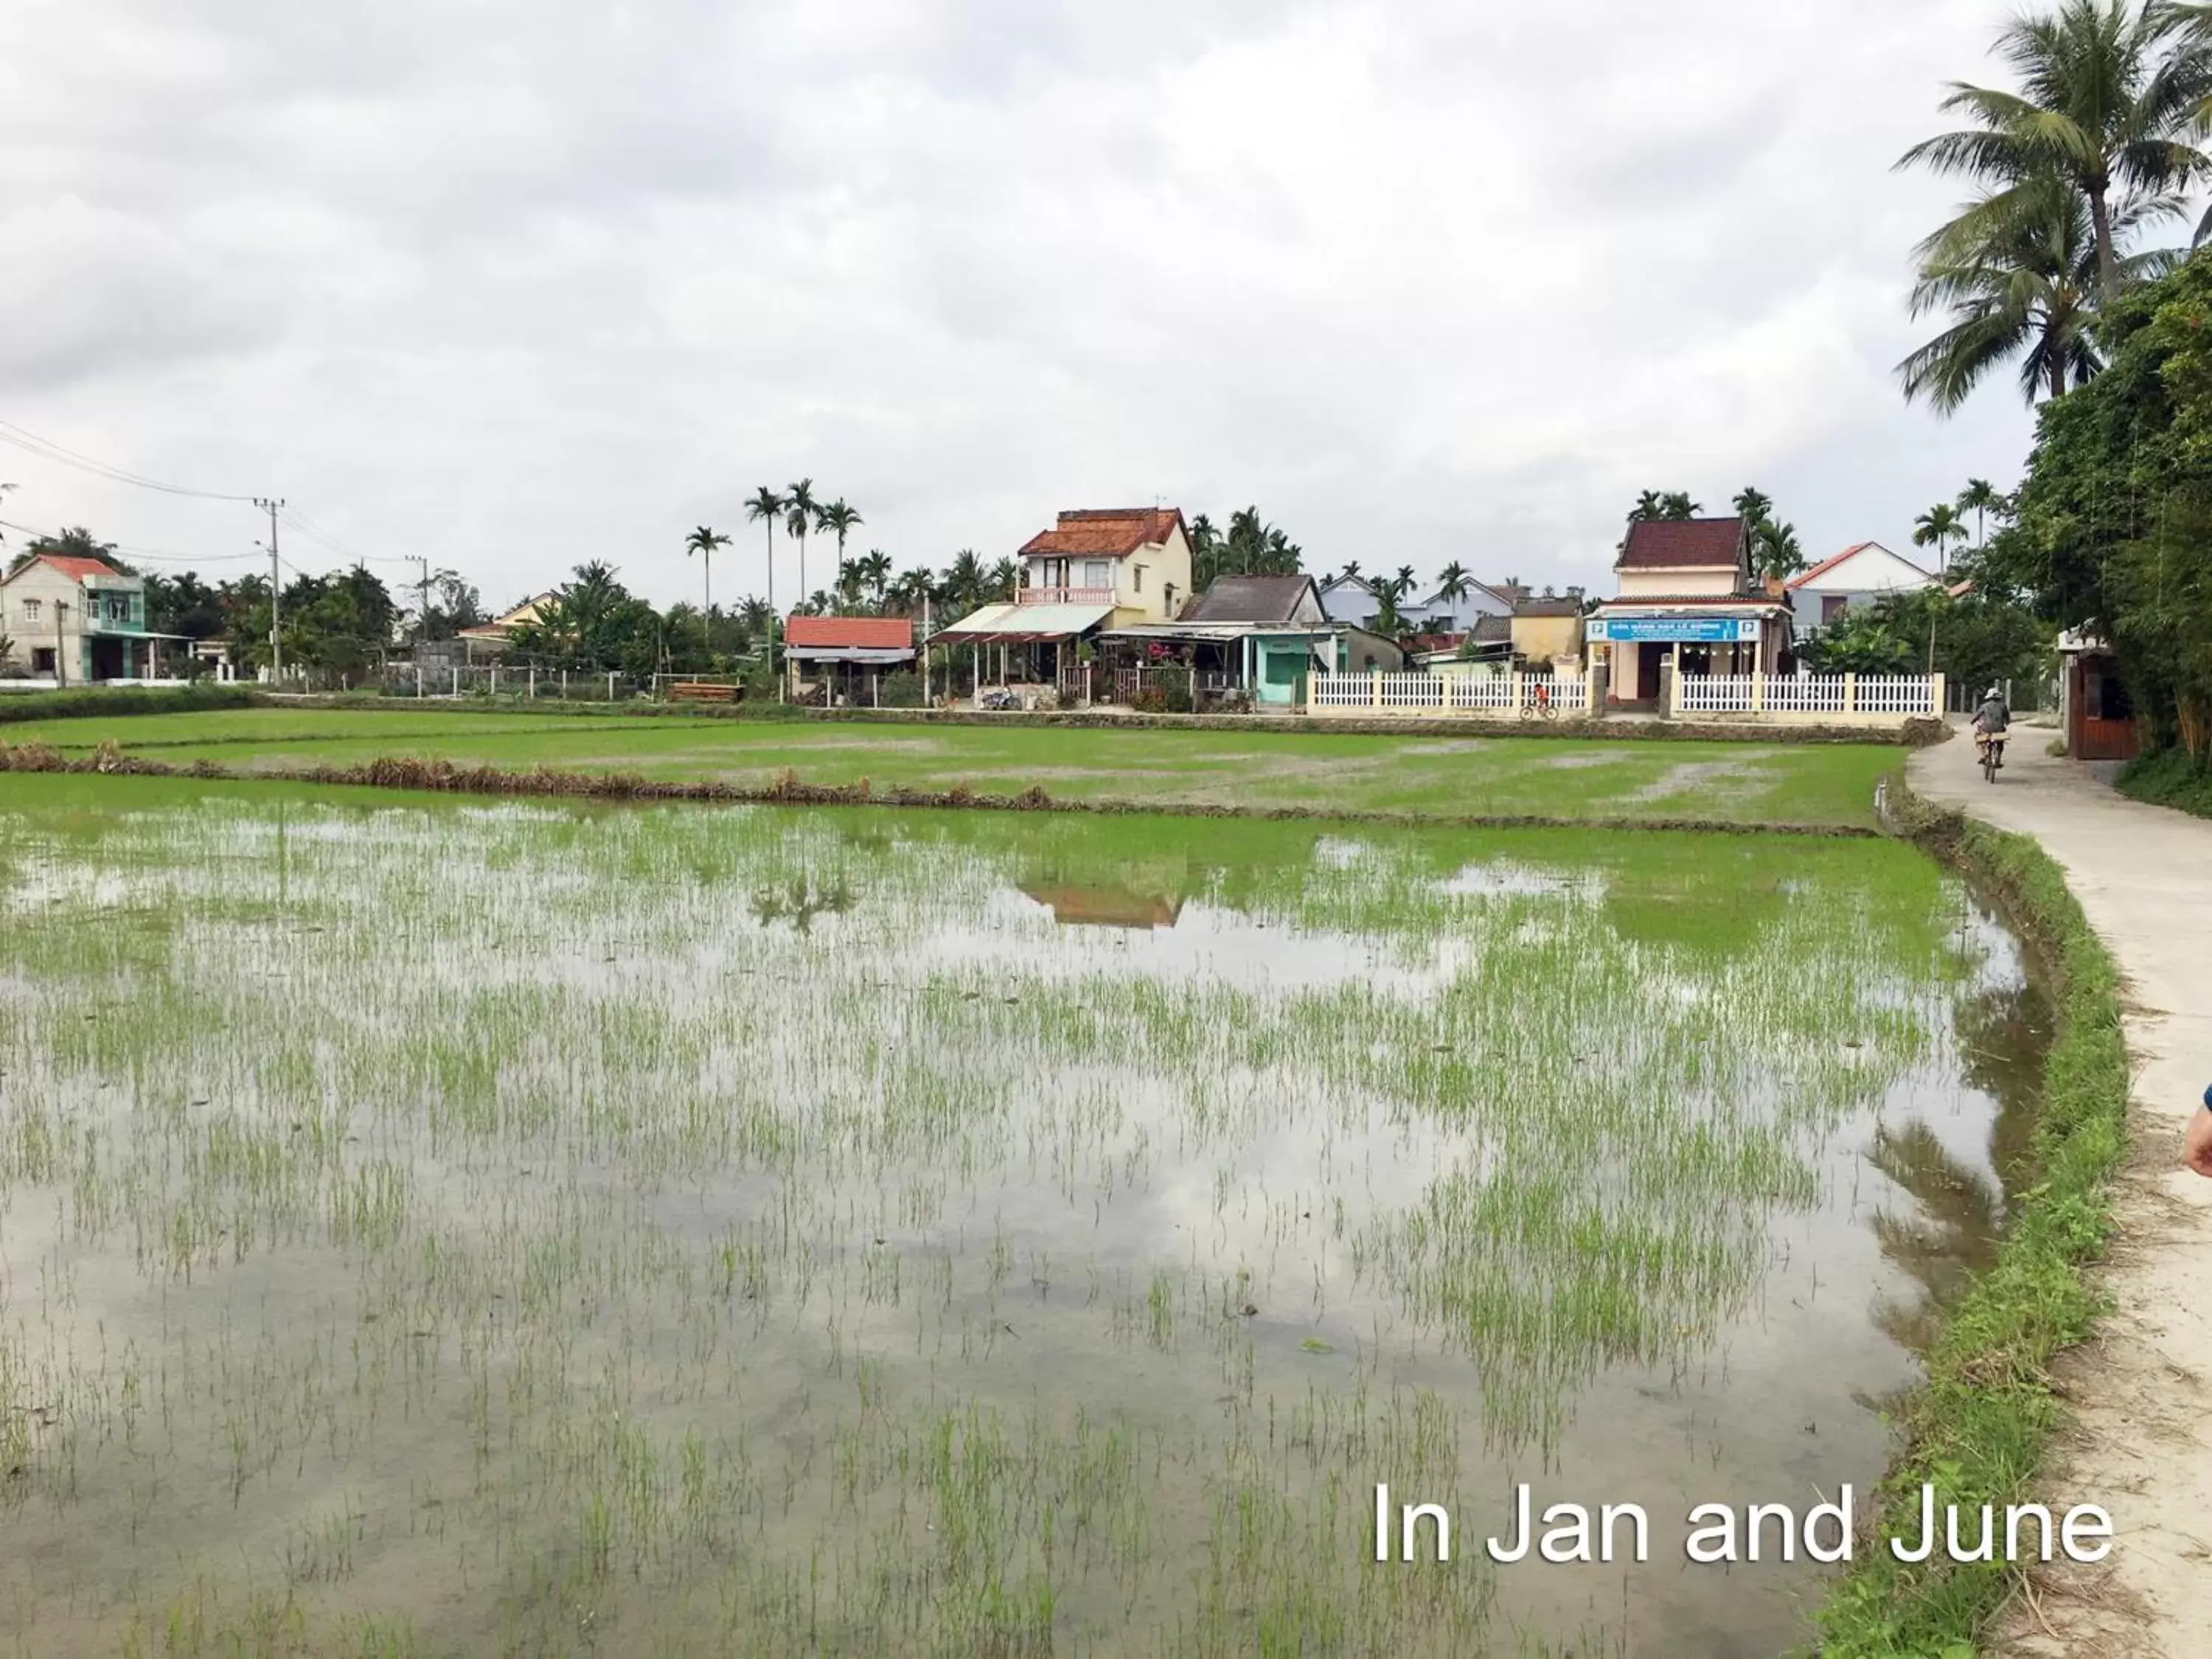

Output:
xmin=2115 ymin=748 xmax=2212 ymax=818
xmin=1815 ymin=787 xmax=2130 ymax=1657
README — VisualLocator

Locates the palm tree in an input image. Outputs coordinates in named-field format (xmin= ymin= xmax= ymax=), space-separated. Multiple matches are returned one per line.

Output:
xmin=684 ymin=526 xmax=730 ymax=641
xmin=818 ymin=500 xmax=863 ymax=585
xmin=1958 ymin=478 xmax=2005 ymax=552
xmin=745 ymin=487 xmax=785 ymax=619
xmin=887 ymin=569 xmax=931 ymax=613
xmin=785 ymin=478 xmax=820 ymax=599
xmin=1914 ymin=503 xmax=1972 ymax=571
xmin=941 ymin=549 xmax=987 ymax=613
xmin=1658 ymin=492 xmax=1702 ymax=521
xmin=1732 ymin=487 xmax=1773 ymax=524
xmin=858 ymin=549 xmax=894 ymax=604
xmin=1628 ymin=490 xmax=1666 ymax=522
xmin=1753 ymin=518 xmax=1806 ymax=580
xmin=1896 ymin=0 xmax=2212 ymax=310
xmin=1898 ymin=181 xmax=2176 ymax=408
xmin=987 ymin=556 xmax=1019 ymax=599
xmin=1436 ymin=562 xmax=1470 ymax=603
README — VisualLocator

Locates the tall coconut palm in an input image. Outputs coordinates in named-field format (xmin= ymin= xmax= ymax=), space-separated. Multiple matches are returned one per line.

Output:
xmin=684 ymin=526 xmax=730 ymax=641
xmin=745 ymin=487 xmax=785 ymax=619
xmin=1436 ymin=562 xmax=1470 ymax=603
xmin=1899 ymin=180 xmax=2178 ymax=408
xmin=1732 ymin=487 xmax=1773 ymax=524
xmin=1658 ymin=492 xmax=1703 ymax=521
xmin=1896 ymin=0 xmax=2212 ymax=310
xmin=818 ymin=500 xmax=863 ymax=585
xmin=1914 ymin=503 xmax=1972 ymax=570
xmin=785 ymin=479 xmax=820 ymax=599
xmin=1628 ymin=490 xmax=1666 ymax=523
xmin=1958 ymin=478 xmax=2005 ymax=552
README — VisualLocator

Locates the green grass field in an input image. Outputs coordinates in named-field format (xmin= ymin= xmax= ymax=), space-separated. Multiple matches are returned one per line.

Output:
xmin=0 ymin=704 xmax=1902 ymax=827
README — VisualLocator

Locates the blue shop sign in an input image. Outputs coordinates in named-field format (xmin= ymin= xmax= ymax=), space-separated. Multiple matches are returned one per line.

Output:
xmin=1586 ymin=616 xmax=1762 ymax=643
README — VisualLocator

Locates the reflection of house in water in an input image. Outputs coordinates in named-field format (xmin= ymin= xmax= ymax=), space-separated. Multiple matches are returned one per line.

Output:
xmin=1018 ymin=882 xmax=1186 ymax=930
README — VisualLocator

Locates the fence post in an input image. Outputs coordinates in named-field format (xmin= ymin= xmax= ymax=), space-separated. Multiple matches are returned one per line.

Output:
xmin=1509 ymin=669 xmax=1522 ymax=715
xmin=1930 ymin=672 xmax=1945 ymax=717
xmin=414 ymin=664 xmax=422 ymax=698
xmin=608 ymin=671 xmax=616 ymax=700
xmin=562 ymin=669 xmax=569 ymax=699
xmin=1844 ymin=672 xmax=1857 ymax=716
xmin=529 ymin=667 xmax=537 ymax=699
xmin=1752 ymin=671 xmax=1765 ymax=714
xmin=1371 ymin=668 xmax=1382 ymax=709
xmin=491 ymin=666 xmax=499 ymax=698
xmin=451 ymin=668 xmax=459 ymax=697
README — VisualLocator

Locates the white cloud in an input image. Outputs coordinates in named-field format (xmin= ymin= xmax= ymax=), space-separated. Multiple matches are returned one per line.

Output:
xmin=0 ymin=0 xmax=2084 ymax=606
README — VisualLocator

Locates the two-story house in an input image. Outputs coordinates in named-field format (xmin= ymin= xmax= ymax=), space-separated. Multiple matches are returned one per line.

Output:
xmin=1584 ymin=518 xmax=1793 ymax=706
xmin=933 ymin=508 xmax=1195 ymax=673
xmin=0 ymin=552 xmax=179 ymax=684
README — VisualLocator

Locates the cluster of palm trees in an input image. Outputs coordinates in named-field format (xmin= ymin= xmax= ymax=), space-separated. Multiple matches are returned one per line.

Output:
xmin=1622 ymin=485 xmax=1805 ymax=579
xmin=1898 ymin=0 xmax=2212 ymax=412
xmin=1187 ymin=508 xmax=1304 ymax=589
xmin=682 ymin=482 xmax=866 ymax=625
xmin=1912 ymin=478 xmax=2011 ymax=570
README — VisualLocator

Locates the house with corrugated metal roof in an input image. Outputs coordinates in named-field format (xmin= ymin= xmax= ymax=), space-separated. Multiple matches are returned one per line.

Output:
xmin=1096 ymin=573 xmax=1404 ymax=707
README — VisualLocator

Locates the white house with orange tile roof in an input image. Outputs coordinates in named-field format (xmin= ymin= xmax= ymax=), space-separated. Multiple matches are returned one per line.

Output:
xmin=1784 ymin=541 xmax=1938 ymax=631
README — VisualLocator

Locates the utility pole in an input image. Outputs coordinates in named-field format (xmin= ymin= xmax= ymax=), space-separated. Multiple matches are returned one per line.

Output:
xmin=254 ymin=497 xmax=285 ymax=683
xmin=417 ymin=555 xmax=432 ymax=647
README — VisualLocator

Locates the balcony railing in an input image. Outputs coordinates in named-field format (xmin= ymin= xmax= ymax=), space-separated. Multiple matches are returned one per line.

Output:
xmin=1018 ymin=585 xmax=1116 ymax=606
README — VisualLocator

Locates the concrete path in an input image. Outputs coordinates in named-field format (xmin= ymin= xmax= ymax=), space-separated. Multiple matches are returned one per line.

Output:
xmin=1909 ymin=724 xmax=2212 ymax=1657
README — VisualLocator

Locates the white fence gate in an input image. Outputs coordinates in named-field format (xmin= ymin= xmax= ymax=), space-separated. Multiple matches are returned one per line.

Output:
xmin=1306 ymin=669 xmax=1591 ymax=717
xmin=1672 ymin=672 xmax=1941 ymax=721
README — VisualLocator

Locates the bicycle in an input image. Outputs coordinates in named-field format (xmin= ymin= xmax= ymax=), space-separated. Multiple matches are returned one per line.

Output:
xmin=1978 ymin=731 xmax=2006 ymax=783
xmin=1518 ymin=685 xmax=1558 ymax=721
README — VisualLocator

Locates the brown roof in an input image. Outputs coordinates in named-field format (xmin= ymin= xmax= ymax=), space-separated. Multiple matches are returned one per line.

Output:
xmin=1513 ymin=598 xmax=1582 ymax=617
xmin=1590 ymin=591 xmax=1787 ymax=608
xmin=1469 ymin=614 xmax=1513 ymax=644
xmin=1615 ymin=518 xmax=1748 ymax=571
xmin=1181 ymin=574 xmax=1318 ymax=623
xmin=1019 ymin=508 xmax=1186 ymax=559
xmin=783 ymin=615 xmax=913 ymax=650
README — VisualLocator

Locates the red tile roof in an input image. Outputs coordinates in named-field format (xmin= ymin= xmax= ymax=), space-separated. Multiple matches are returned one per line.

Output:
xmin=1019 ymin=508 xmax=1186 ymax=559
xmin=1786 ymin=541 xmax=1932 ymax=589
xmin=782 ymin=615 xmax=914 ymax=650
xmin=27 ymin=553 xmax=123 ymax=583
xmin=1615 ymin=518 xmax=1747 ymax=571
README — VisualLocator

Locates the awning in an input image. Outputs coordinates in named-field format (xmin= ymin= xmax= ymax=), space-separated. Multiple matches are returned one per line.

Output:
xmin=931 ymin=602 xmax=1113 ymax=644
xmin=783 ymin=647 xmax=916 ymax=664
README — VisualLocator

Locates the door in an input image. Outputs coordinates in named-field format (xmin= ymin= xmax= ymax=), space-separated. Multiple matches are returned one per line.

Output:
xmin=1635 ymin=644 xmax=1661 ymax=700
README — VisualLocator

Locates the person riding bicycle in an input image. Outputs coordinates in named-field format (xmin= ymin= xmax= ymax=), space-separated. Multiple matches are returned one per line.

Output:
xmin=1971 ymin=685 xmax=2011 ymax=767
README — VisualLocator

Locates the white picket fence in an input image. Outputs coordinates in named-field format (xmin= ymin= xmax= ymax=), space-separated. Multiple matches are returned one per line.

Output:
xmin=1672 ymin=672 xmax=1941 ymax=721
xmin=1308 ymin=670 xmax=1590 ymax=717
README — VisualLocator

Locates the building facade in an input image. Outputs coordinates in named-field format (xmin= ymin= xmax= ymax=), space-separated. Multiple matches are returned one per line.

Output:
xmin=1585 ymin=519 xmax=1792 ymax=706
xmin=0 ymin=553 xmax=186 ymax=684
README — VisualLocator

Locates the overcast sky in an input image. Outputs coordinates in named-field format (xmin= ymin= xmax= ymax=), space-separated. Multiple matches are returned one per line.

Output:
xmin=0 ymin=0 xmax=2111 ymax=612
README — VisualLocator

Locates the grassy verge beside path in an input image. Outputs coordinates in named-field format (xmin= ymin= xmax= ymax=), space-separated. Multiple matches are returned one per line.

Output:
xmin=0 ymin=703 xmax=1902 ymax=828
xmin=1815 ymin=783 xmax=2129 ymax=1656
xmin=2116 ymin=748 xmax=2212 ymax=818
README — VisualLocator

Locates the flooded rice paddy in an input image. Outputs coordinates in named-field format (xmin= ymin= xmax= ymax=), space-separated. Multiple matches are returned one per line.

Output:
xmin=0 ymin=776 xmax=2042 ymax=1658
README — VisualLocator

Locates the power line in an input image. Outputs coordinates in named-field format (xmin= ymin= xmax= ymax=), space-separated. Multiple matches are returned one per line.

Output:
xmin=0 ymin=419 xmax=259 ymax=502
xmin=0 ymin=515 xmax=266 ymax=565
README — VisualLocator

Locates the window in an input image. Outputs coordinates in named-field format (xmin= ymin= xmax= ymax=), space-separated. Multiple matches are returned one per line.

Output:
xmin=1082 ymin=560 xmax=1110 ymax=589
xmin=107 ymin=594 xmax=133 ymax=623
xmin=1820 ymin=594 xmax=1847 ymax=623
xmin=20 ymin=599 xmax=40 ymax=622
xmin=1133 ymin=564 xmax=1144 ymax=594
xmin=32 ymin=647 xmax=55 ymax=674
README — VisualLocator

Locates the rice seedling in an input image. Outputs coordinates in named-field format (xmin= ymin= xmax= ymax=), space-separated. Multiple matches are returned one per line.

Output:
xmin=0 ymin=773 xmax=2042 ymax=1655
